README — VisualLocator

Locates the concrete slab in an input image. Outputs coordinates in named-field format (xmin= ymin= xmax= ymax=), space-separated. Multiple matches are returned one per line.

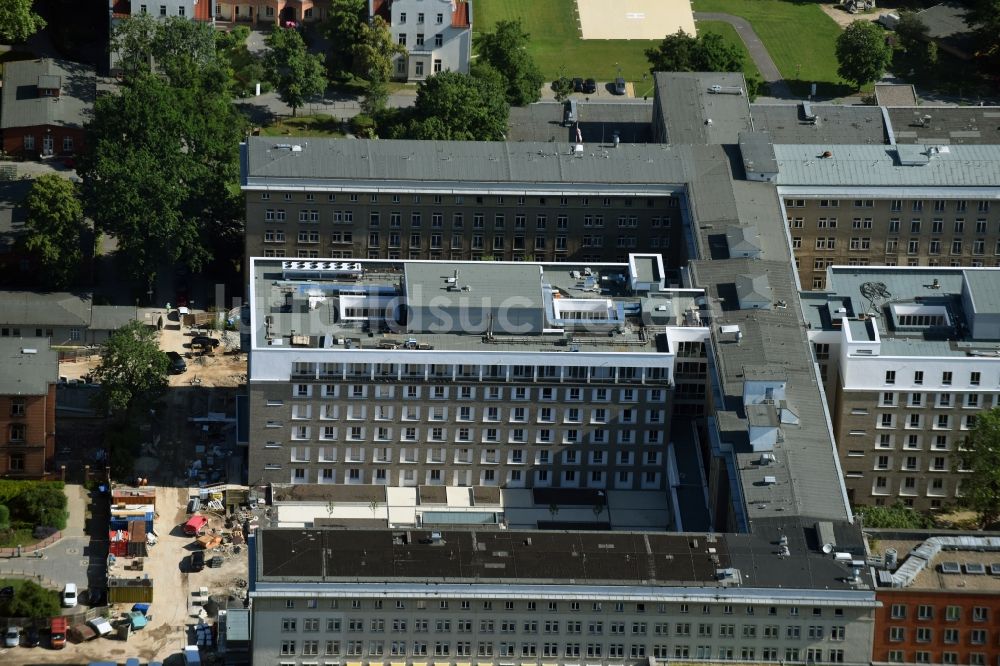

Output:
xmin=577 ymin=0 xmax=696 ymax=39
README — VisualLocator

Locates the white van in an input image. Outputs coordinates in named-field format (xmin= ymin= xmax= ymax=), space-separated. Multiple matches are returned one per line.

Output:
xmin=62 ymin=582 xmax=78 ymax=608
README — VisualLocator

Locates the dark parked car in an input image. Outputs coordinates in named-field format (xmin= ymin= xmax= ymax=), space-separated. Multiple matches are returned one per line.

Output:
xmin=583 ymin=78 xmax=597 ymax=94
xmin=23 ymin=626 xmax=39 ymax=648
xmin=191 ymin=336 xmax=220 ymax=349
xmin=166 ymin=351 xmax=187 ymax=374
xmin=572 ymin=77 xmax=584 ymax=93
xmin=190 ymin=550 xmax=205 ymax=572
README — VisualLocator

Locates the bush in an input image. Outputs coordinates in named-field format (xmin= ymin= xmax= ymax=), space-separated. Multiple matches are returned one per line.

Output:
xmin=0 ymin=504 xmax=9 ymax=530
xmin=351 ymin=113 xmax=376 ymax=138
xmin=32 ymin=526 xmax=59 ymax=540
xmin=2 ymin=581 xmax=61 ymax=619
xmin=0 ymin=481 xmax=67 ymax=530
xmin=855 ymin=502 xmax=935 ymax=529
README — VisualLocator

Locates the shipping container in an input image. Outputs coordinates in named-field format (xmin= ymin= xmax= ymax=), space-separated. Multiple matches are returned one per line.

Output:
xmin=108 ymin=577 xmax=154 ymax=604
xmin=109 ymin=530 xmax=129 ymax=557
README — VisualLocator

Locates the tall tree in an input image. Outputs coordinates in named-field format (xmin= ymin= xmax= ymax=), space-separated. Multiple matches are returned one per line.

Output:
xmin=835 ymin=20 xmax=893 ymax=90
xmin=396 ymin=69 xmax=508 ymax=141
xmin=111 ymin=13 xmax=219 ymax=87
xmin=646 ymin=30 xmax=760 ymax=98
xmin=964 ymin=0 xmax=1000 ymax=74
xmin=323 ymin=0 xmax=368 ymax=79
xmin=263 ymin=27 xmax=328 ymax=116
xmin=78 ymin=73 xmax=246 ymax=281
xmin=0 ymin=0 xmax=46 ymax=44
xmin=956 ymin=407 xmax=1000 ymax=529
xmin=353 ymin=15 xmax=406 ymax=114
xmin=894 ymin=11 xmax=929 ymax=54
xmin=476 ymin=20 xmax=544 ymax=106
xmin=22 ymin=174 xmax=86 ymax=289
xmin=92 ymin=320 xmax=169 ymax=419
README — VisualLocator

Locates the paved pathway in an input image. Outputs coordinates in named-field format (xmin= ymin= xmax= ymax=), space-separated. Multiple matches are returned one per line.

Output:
xmin=694 ymin=12 xmax=793 ymax=99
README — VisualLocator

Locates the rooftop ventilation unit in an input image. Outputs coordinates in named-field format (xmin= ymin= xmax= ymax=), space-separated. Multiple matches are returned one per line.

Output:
xmin=939 ymin=561 xmax=961 ymax=574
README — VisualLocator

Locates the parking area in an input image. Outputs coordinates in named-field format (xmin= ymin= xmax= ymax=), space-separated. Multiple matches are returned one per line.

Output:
xmin=5 ymin=485 xmax=250 ymax=664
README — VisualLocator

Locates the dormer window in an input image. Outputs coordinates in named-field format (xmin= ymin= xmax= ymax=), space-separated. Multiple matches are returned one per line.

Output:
xmin=37 ymin=75 xmax=61 ymax=98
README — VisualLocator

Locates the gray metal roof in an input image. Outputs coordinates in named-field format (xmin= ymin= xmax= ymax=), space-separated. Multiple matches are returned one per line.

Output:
xmin=735 ymin=273 xmax=772 ymax=307
xmin=739 ymin=131 xmax=778 ymax=174
xmin=0 ymin=58 xmax=95 ymax=130
xmin=0 ymin=291 xmax=91 ymax=327
xmin=773 ymin=143 xmax=1000 ymax=187
xmin=506 ymin=101 xmax=654 ymax=144
xmin=725 ymin=225 xmax=761 ymax=255
xmin=243 ymin=137 xmax=690 ymax=192
xmin=0 ymin=337 xmax=58 ymax=395
xmin=963 ymin=269 xmax=1000 ymax=314
xmin=653 ymin=72 xmax=752 ymax=146
xmin=750 ymin=104 xmax=887 ymax=145
xmin=89 ymin=305 xmax=136 ymax=332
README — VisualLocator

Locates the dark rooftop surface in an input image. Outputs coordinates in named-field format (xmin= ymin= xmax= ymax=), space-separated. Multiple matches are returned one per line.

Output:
xmin=888 ymin=106 xmax=1000 ymax=145
xmin=750 ymin=104 xmax=886 ymax=145
xmin=256 ymin=522 xmax=870 ymax=591
xmin=507 ymin=102 xmax=653 ymax=144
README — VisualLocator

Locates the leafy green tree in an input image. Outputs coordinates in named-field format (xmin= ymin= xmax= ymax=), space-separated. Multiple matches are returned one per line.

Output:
xmin=111 ymin=14 xmax=221 ymax=88
xmin=855 ymin=502 xmax=934 ymax=529
xmin=894 ymin=11 xmax=929 ymax=54
xmin=322 ymin=0 xmax=368 ymax=79
xmin=354 ymin=16 xmax=406 ymax=114
xmin=551 ymin=67 xmax=573 ymax=103
xmin=835 ymin=20 xmax=893 ymax=89
xmin=0 ymin=504 xmax=9 ymax=530
xmin=22 ymin=174 xmax=86 ymax=289
xmin=646 ymin=30 xmax=762 ymax=98
xmin=395 ymin=69 xmax=508 ymax=141
xmin=962 ymin=0 xmax=1000 ymax=73
xmin=10 ymin=484 xmax=68 ymax=529
xmin=263 ymin=27 xmax=328 ymax=116
xmin=0 ymin=0 xmax=46 ymax=44
xmin=476 ymin=20 xmax=544 ymax=106
xmin=92 ymin=320 xmax=169 ymax=419
xmin=5 ymin=581 xmax=60 ymax=619
xmin=78 ymin=72 xmax=245 ymax=281
xmin=217 ymin=26 xmax=268 ymax=98
xmin=956 ymin=407 xmax=1000 ymax=529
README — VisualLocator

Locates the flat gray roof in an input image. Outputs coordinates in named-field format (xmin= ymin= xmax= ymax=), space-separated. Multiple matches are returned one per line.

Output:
xmin=964 ymin=269 xmax=1000 ymax=314
xmin=739 ymin=131 xmax=778 ymax=174
xmin=750 ymin=104 xmax=887 ymax=145
xmin=774 ymin=143 xmax=1000 ymax=187
xmin=889 ymin=106 xmax=1000 ymax=146
xmin=0 ymin=58 xmax=95 ymax=130
xmin=0 ymin=291 xmax=91 ymax=327
xmin=654 ymin=72 xmax=752 ymax=146
xmin=0 ymin=337 xmax=58 ymax=395
xmin=507 ymin=102 xmax=653 ymax=144
xmin=243 ymin=137 xmax=690 ymax=192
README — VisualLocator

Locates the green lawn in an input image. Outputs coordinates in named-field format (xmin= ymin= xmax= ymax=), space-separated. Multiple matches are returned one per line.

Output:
xmin=691 ymin=0 xmax=848 ymax=94
xmin=475 ymin=0 xmax=760 ymax=89
xmin=260 ymin=114 xmax=345 ymax=138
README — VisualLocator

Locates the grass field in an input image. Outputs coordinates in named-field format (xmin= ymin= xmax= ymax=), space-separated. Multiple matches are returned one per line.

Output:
xmin=691 ymin=0 xmax=847 ymax=94
xmin=260 ymin=114 xmax=345 ymax=138
xmin=475 ymin=0 xmax=761 ymax=89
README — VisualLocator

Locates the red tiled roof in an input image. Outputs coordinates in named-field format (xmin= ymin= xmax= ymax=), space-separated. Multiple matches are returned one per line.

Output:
xmin=371 ymin=0 xmax=390 ymax=22
xmin=451 ymin=0 xmax=469 ymax=28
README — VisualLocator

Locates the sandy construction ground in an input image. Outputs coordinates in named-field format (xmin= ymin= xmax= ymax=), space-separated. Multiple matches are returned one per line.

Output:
xmin=14 ymin=486 xmax=249 ymax=665
xmin=577 ymin=0 xmax=696 ymax=39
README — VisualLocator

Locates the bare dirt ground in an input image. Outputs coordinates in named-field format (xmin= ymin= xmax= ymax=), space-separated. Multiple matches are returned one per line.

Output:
xmin=19 ymin=485 xmax=249 ymax=665
xmin=820 ymin=2 xmax=896 ymax=28
xmin=57 ymin=313 xmax=247 ymax=388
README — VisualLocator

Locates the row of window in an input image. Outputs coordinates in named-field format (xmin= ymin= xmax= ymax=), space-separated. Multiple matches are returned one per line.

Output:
xmin=261 ymin=231 xmax=664 ymax=251
xmin=287 ymin=384 xmax=665 ymax=401
xmin=799 ymin=236 xmax=1000 ymax=256
xmin=280 ymin=617 xmax=847 ymax=640
xmin=279 ymin=403 xmax=665 ymax=425
xmin=884 ymin=650 xmax=997 ymax=665
xmin=262 ymin=249 xmax=642 ymax=261
xmin=890 ymin=604 xmax=992 ymax=622
xmin=259 ymin=193 xmax=678 ymax=209
xmin=888 ymin=626 xmax=993 ymax=644
xmin=280 ymin=467 xmax=662 ymax=489
xmin=786 ymin=198 xmax=991 ymax=213
xmin=271 ymin=425 xmax=664 ymax=447
xmin=280 ymin=446 xmax=664 ymax=467
xmin=265 ymin=210 xmax=672 ymax=229
xmin=21 ymin=135 xmax=74 ymax=153
xmin=884 ymin=370 xmax=988 ymax=388
xmin=877 ymin=412 xmax=980 ymax=431
xmin=278 ymin=639 xmax=846 ymax=662
xmin=789 ymin=217 xmax=995 ymax=233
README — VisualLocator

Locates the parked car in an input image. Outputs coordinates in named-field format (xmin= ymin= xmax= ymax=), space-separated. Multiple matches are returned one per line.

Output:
xmin=50 ymin=617 xmax=67 ymax=649
xmin=190 ymin=336 xmax=220 ymax=349
xmin=583 ymin=78 xmax=597 ymax=94
xmin=613 ymin=76 xmax=626 ymax=95
xmin=572 ymin=77 xmax=584 ymax=93
xmin=23 ymin=626 xmax=39 ymax=648
xmin=190 ymin=550 xmax=205 ymax=572
xmin=61 ymin=583 xmax=77 ymax=608
xmin=166 ymin=351 xmax=187 ymax=374
xmin=187 ymin=497 xmax=201 ymax=514
xmin=3 ymin=626 xmax=20 ymax=648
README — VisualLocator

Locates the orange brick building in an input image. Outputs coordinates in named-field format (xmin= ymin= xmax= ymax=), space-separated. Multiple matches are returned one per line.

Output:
xmin=0 ymin=338 xmax=58 ymax=478
xmin=873 ymin=536 xmax=1000 ymax=666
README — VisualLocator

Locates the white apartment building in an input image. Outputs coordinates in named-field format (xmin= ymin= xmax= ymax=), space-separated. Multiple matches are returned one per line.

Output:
xmin=803 ymin=266 xmax=1000 ymax=511
xmin=371 ymin=0 xmax=472 ymax=81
